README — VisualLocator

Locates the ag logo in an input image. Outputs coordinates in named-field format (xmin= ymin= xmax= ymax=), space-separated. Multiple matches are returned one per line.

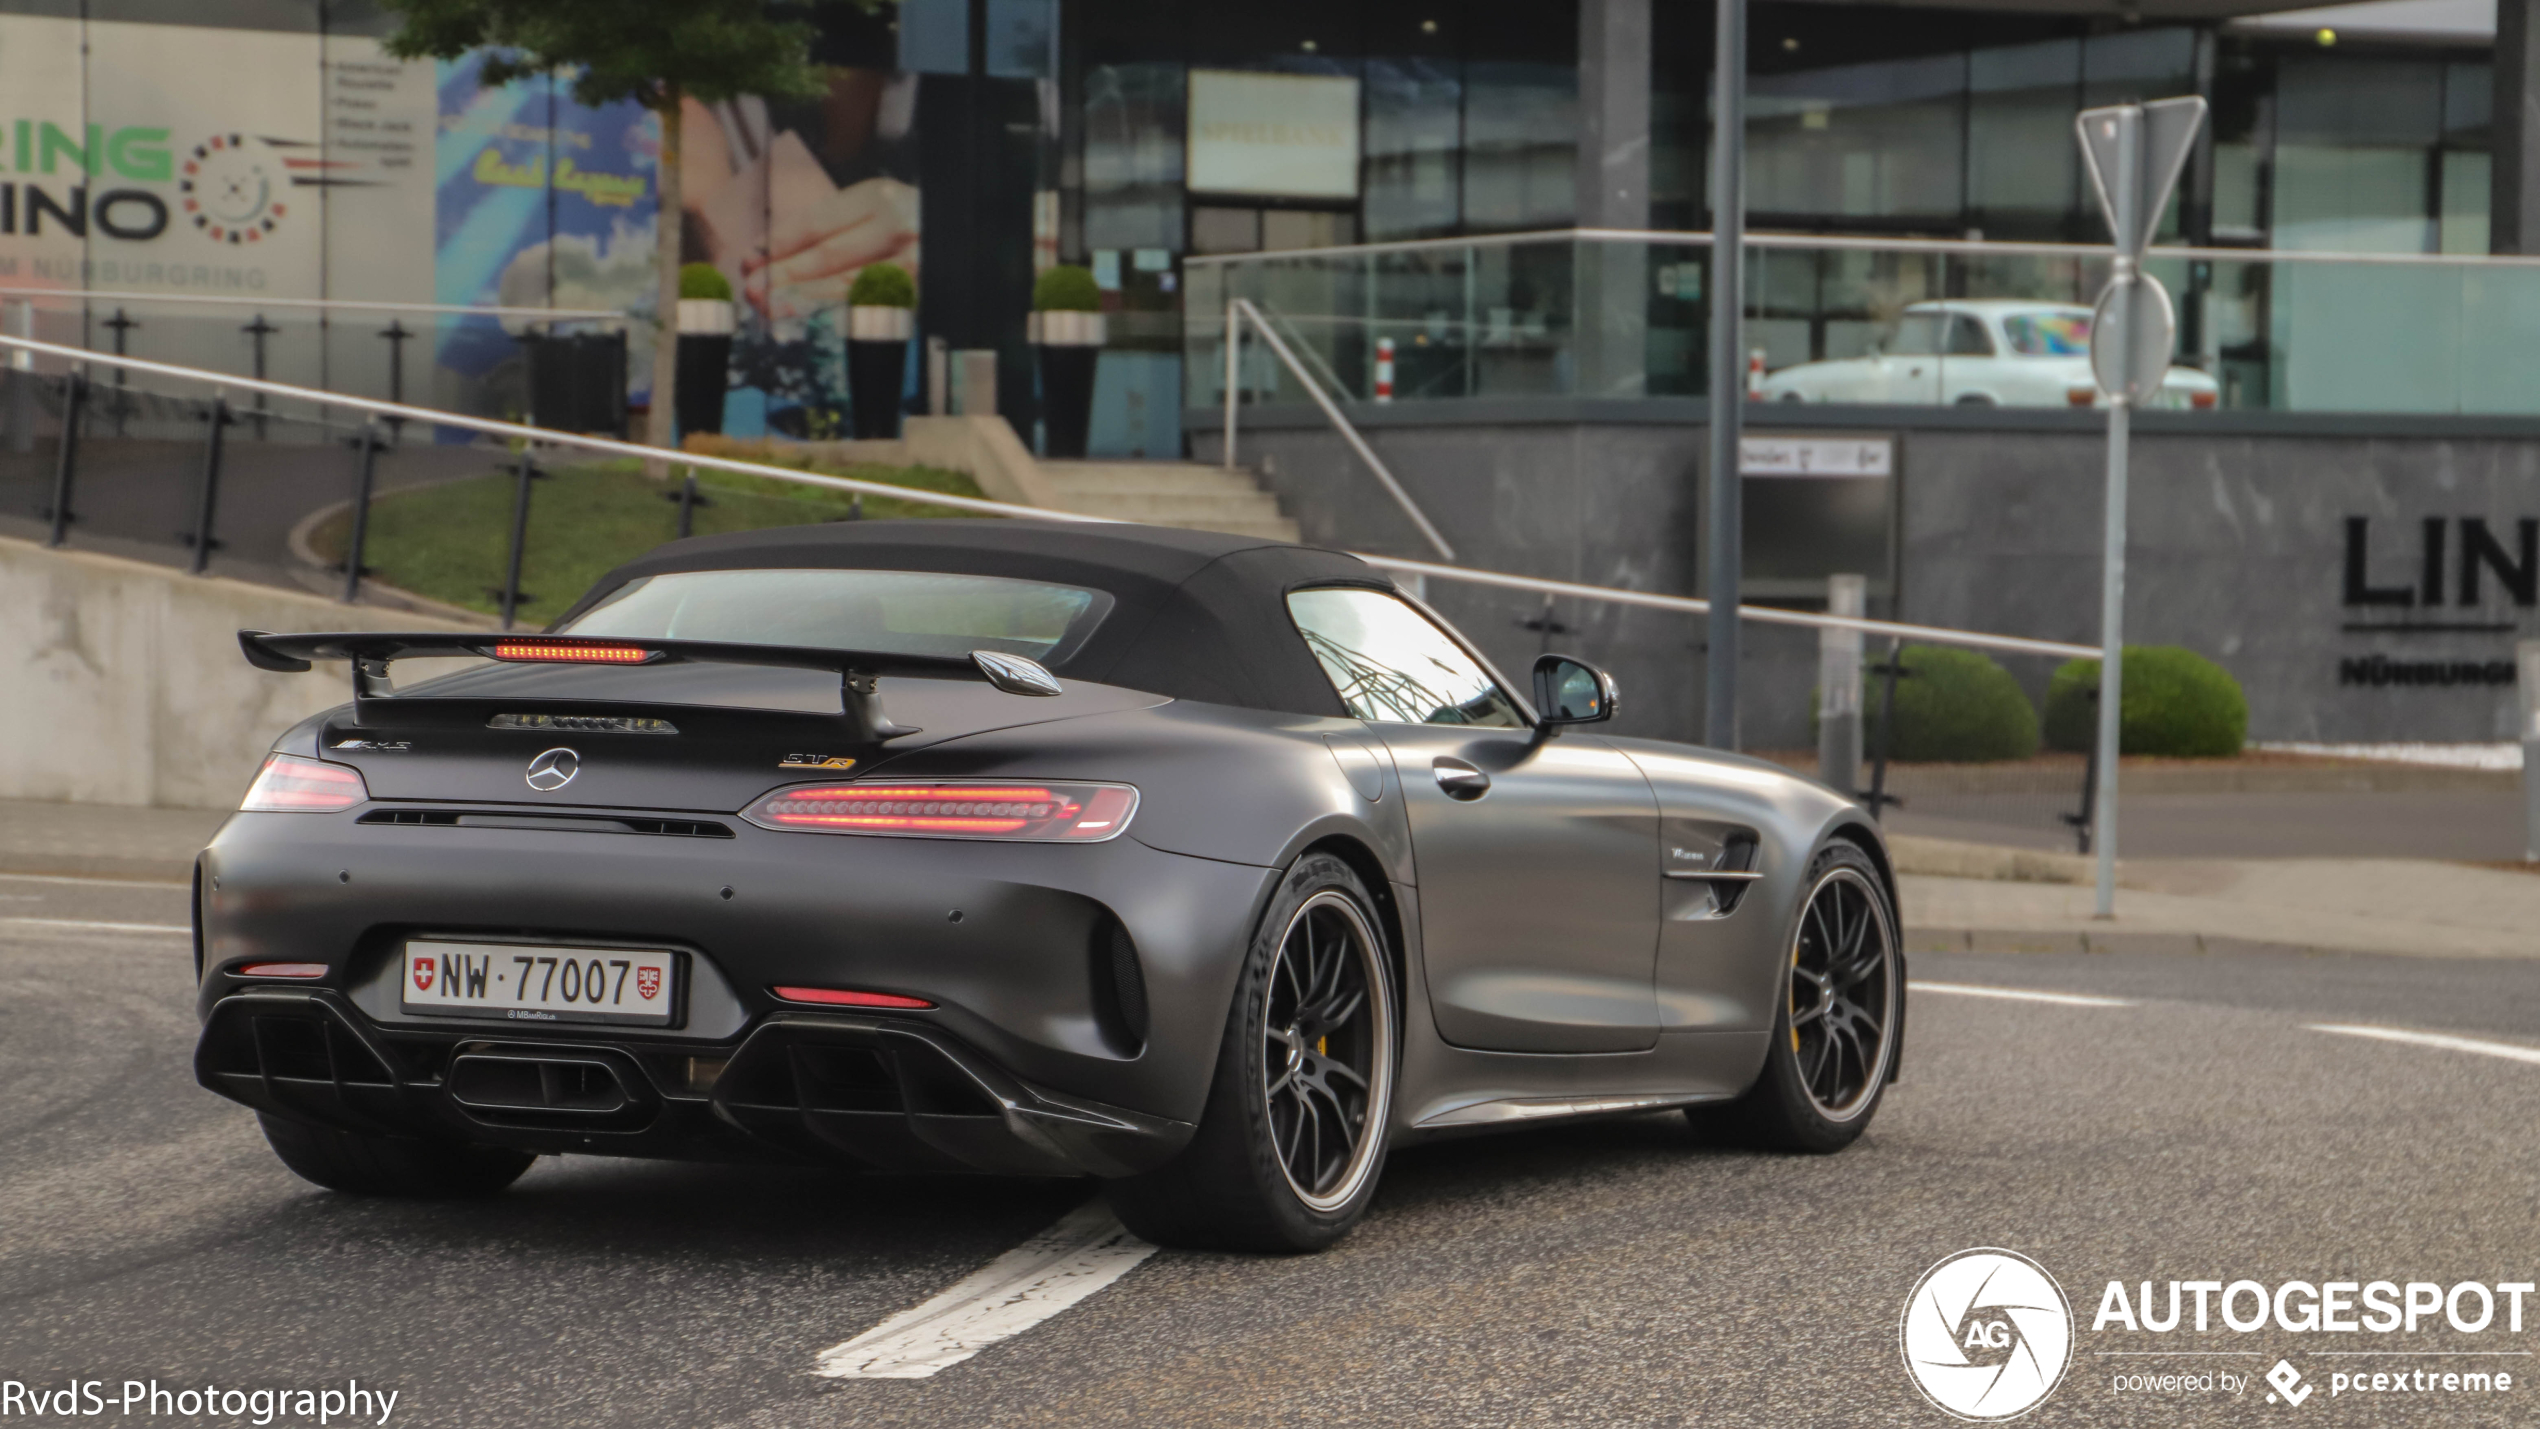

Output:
xmin=179 ymin=133 xmax=289 ymax=245
xmin=635 ymin=966 xmax=662 ymax=1000
xmin=525 ymin=748 xmax=580 ymax=792
xmin=1901 ymin=1249 xmax=2073 ymax=1420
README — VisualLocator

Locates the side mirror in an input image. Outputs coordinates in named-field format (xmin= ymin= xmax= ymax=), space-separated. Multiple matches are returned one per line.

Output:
xmin=1532 ymin=654 xmax=1617 ymax=726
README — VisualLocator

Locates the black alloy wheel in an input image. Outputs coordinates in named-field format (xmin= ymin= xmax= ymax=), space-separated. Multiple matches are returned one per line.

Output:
xmin=1785 ymin=862 xmax=1897 ymax=1121
xmin=1686 ymin=841 xmax=1899 ymax=1152
xmin=1263 ymin=890 xmax=1392 ymax=1210
xmin=1106 ymin=852 xmax=1398 ymax=1252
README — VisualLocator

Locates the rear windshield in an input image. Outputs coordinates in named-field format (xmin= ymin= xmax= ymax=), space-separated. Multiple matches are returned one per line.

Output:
xmin=559 ymin=569 xmax=1113 ymax=663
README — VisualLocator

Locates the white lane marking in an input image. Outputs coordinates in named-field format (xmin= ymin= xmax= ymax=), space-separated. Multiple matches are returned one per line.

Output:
xmin=0 ymin=916 xmax=191 ymax=935
xmin=2309 ymin=1024 xmax=2540 ymax=1066
xmin=0 ymin=872 xmax=189 ymax=889
xmin=813 ymin=1200 xmax=1158 ymax=1380
xmin=1909 ymin=980 xmax=2134 ymax=1008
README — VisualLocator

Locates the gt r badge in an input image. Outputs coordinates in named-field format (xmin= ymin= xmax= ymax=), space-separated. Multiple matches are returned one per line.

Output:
xmin=412 ymin=959 xmax=434 ymax=992
xmin=779 ymin=753 xmax=858 ymax=770
xmin=525 ymin=747 xmax=580 ymax=792
xmin=635 ymin=967 xmax=662 ymax=1000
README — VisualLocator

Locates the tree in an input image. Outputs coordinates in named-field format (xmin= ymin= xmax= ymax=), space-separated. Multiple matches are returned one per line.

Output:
xmin=380 ymin=0 xmax=835 ymax=459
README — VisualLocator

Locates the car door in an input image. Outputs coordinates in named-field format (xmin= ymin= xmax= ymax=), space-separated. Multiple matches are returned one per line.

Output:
xmin=1936 ymin=313 xmax=2000 ymax=404
xmin=1286 ymin=587 xmax=1661 ymax=1054
xmin=1874 ymin=311 xmax=1947 ymax=405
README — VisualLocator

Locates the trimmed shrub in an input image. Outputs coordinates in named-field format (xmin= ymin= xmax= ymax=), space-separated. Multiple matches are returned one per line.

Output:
xmin=1032 ymin=263 xmax=1102 ymax=312
xmin=677 ymin=262 xmax=732 ymax=302
xmin=848 ymin=262 xmax=916 ymax=308
xmin=1873 ymin=645 xmax=2040 ymax=763
xmin=2043 ymin=645 xmax=2247 ymax=757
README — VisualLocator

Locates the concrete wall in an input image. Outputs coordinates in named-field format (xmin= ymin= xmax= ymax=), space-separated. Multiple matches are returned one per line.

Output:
xmin=0 ymin=536 xmax=485 ymax=810
xmin=1202 ymin=407 xmax=2540 ymax=747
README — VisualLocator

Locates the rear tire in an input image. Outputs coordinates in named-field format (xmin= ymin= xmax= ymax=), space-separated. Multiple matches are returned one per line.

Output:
xmin=1107 ymin=853 xmax=1397 ymax=1252
xmin=257 ymin=1113 xmax=536 ymax=1198
xmin=1688 ymin=842 xmax=1899 ymax=1153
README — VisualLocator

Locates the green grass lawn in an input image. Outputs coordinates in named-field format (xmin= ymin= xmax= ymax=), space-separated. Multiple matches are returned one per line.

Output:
xmin=309 ymin=455 xmax=987 ymax=625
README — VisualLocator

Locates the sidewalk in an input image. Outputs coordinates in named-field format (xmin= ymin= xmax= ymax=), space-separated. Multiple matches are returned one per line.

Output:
xmin=1898 ymin=840 xmax=2540 ymax=961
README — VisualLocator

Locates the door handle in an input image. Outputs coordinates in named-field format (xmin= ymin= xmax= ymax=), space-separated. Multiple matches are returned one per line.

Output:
xmin=1432 ymin=758 xmax=1490 ymax=800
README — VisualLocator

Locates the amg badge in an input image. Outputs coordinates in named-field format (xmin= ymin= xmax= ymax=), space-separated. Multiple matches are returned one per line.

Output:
xmin=778 ymin=753 xmax=858 ymax=770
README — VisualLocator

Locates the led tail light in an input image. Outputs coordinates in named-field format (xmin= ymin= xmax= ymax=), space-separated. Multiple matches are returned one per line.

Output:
xmin=2191 ymin=390 xmax=2217 ymax=409
xmin=743 ymin=780 xmax=1138 ymax=842
xmin=240 ymin=754 xmax=369 ymax=812
xmin=490 ymin=641 xmax=656 ymax=665
xmin=236 ymin=963 xmax=328 ymax=979
xmin=772 ymin=985 xmax=936 ymax=1009
xmin=2066 ymin=386 xmax=2098 ymax=407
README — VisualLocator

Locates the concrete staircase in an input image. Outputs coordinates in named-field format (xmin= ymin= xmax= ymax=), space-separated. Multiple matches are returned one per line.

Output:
xmin=1037 ymin=460 xmax=1300 ymax=541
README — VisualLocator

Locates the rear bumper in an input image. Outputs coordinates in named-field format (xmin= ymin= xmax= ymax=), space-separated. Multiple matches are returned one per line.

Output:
xmin=198 ymin=988 xmax=1193 ymax=1177
xmin=196 ymin=808 xmax=1279 ymax=1126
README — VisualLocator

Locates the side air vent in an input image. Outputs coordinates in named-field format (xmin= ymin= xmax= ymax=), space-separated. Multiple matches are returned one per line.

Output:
xmin=1088 ymin=912 xmax=1149 ymax=1057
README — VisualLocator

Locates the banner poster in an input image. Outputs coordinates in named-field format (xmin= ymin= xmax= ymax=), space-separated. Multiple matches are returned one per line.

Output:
xmin=678 ymin=70 xmax=919 ymax=437
xmin=432 ymin=52 xmax=658 ymax=425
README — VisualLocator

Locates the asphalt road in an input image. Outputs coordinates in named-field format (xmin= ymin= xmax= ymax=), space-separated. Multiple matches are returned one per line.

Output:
xmin=7 ymin=871 xmax=2540 ymax=1427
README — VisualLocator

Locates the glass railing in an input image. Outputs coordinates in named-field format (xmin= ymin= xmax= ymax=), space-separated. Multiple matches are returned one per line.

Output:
xmin=0 ymin=289 xmax=630 ymax=443
xmin=1184 ymin=230 xmax=2540 ymax=418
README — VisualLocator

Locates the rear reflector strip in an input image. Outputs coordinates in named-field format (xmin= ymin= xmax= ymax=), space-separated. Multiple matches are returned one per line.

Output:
xmin=771 ymin=985 xmax=936 ymax=1010
xmin=236 ymin=963 xmax=328 ymax=979
xmin=491 ymin=641 xmax=655 ymax=665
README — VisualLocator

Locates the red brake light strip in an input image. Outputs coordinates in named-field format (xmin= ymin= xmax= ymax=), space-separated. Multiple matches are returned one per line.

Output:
xmin=491 ymin=641 xmax=654 ymax=664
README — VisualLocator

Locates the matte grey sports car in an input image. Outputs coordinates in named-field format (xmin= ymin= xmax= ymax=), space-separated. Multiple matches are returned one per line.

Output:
xmin=196 ymin=522 xmax=1903 ymax=1251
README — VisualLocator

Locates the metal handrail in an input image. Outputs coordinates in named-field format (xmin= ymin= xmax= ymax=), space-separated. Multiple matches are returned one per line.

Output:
xmin=1222 ymin=297 xmax=1456 ymax=561
xmin=0 ymin=329 xmax=2094 ymax=660
xmin=1181 ymin=223 xmax=2540 ymax=271
xmin=0 ymin=288 xmax=625 ymax=321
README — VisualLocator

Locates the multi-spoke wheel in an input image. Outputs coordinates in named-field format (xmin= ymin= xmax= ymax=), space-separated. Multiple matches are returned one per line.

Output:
xmin=1786 ymin=861 xmax=1897 ymax=1121
xmin=1687 ymin=841 xmax=1902 ymax=1152
xmin=1262 ymin=890 xmax=1392 ymax=1211
xmin=1107 ymin=853 xmax=1397 ymax=1252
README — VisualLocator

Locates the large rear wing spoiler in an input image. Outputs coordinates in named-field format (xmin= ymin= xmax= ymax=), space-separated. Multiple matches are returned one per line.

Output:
xmin=238 ymin=630 xmax=1062 ymax=742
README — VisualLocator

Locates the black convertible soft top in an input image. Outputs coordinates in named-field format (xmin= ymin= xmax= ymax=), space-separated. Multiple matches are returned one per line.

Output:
xmin=556 ymin=520 xmax=1394 ymax=717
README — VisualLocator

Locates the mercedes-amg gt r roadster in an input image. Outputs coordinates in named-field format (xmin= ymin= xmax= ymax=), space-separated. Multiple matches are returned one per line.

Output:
xmin=196 ymin=522 xmax=1903 ymax=1251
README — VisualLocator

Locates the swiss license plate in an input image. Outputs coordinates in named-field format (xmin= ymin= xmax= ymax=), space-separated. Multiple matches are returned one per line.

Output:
xmin=401 ymin=940 xmax=680 ymax=1026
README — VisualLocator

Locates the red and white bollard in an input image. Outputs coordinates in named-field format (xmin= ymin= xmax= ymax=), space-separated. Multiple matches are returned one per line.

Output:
xmin=1747 ymin=346 xmax=1767 ymax=400
xmin=1375 ymin=337 xmax=1395 ymax=403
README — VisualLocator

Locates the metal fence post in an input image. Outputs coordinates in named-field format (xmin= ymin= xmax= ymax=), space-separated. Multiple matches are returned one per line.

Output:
xmin=243 ymin=313 xmax=275 ymax=440
xmin=342 ymin=418 xmax=385 ymax=605
xmin=380 ymin=319 xmax=412 ymax=446
xmin=184 ymin=396 xmax=231 ymax=575
xmin=43 ymin=370 xmax=84 ymax=547
xmin=1222 ymin=299 xmax=1240 ymax=470
xmin=1818 ymin=574 xmax=1866 ymax=796
xmin=103 ymin=307 xmax=136 ymax=437
xmin=498 ymin=448 xmax=539 ymax=630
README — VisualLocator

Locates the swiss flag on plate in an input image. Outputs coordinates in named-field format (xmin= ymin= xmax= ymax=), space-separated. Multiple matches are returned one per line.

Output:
xmin=636 ymin=966 xmax=662 ymax=1000
xmin=412 ymin=959 xmax=435 ymax=992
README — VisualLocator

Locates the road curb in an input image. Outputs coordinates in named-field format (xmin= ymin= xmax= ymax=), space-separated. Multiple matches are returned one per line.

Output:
xmin=1904 ymin=925 xmax=2460 ymax=961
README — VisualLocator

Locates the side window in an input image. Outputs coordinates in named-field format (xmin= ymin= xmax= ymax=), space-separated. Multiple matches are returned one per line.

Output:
xmin=1886 ymin=313 xmax=1947 ymax=357
xmin=1947 ymin=316 xmax=1994 ymax=357
xmin=1286 ymin=588 xmax=1526 ymax=729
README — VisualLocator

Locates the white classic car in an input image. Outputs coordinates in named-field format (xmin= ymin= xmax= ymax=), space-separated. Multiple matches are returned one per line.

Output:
xmin=1754 ymin=299 xmax=2220 ymax=410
